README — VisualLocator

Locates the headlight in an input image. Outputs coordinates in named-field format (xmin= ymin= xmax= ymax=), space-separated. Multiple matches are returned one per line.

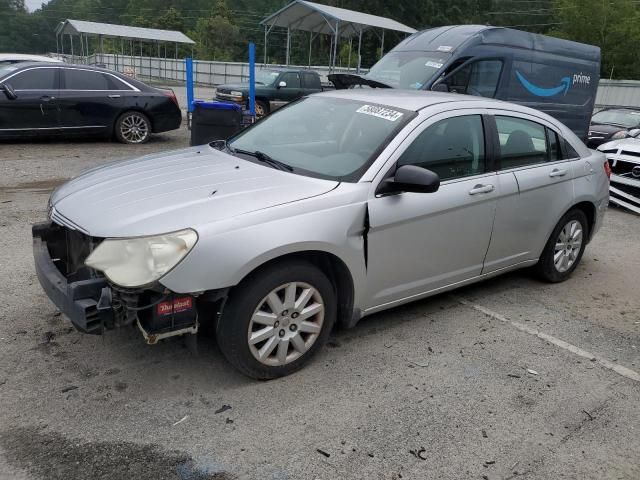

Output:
xmin=85 ymin=229 xmax=198 ymax=288
xmin=611 ymin=130 xmax=628 ymax=140
xmin=230 ymin=91 xmax=243 ymax=97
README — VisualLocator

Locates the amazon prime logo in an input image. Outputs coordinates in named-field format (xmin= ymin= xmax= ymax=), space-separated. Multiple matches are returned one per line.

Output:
xmin=516 ymin=70 xmax=592 ymax=98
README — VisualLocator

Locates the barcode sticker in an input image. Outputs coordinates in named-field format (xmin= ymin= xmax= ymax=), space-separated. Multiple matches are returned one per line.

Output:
xmin=356 ymin=105 xmax=404 ymax=122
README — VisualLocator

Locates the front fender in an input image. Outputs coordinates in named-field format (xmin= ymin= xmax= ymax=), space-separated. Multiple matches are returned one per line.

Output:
xmin=159 ymin=191 xmax=369 ymax=307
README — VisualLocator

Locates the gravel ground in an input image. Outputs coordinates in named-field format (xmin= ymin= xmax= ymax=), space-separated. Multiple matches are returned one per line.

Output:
xmin=0 ymin=130 xmax=639 ymax=480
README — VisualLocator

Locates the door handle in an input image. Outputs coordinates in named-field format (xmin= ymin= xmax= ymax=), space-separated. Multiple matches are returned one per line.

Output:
xmin=549 ymin=168 xmax=568 ymax=178
xmin=468 ymin=184 xmax=495 ymax=195
xmin=108 ymin=94 xmax=121 ymax=99
xmin=40 ymin=95 xmax=55 ymax=101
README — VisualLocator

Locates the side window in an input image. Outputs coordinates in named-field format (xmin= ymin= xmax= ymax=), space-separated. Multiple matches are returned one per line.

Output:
xmin=64 ymin=69 xmax=110 ymax=90
xmin=105 ymin=75 xmax=133 ymax=91
xmin=10 ymin=68 xmax=57 ymax=90
xmin=398 ymin=115 xmax=486 ymax=181
xmin=496 ymin=116 xmax=548 ymax=169
xmin=280 ymin=72 xmax=300 ymax=88
xmin=563 ymin=139 xmax=580 ymax=159
xmin=443 ymin=60 xmax=503 ymax=98
xmin=303 ymin=72 xmax=321 ymax=89
xmin=467 ymin=60 xmax=503 ymax=98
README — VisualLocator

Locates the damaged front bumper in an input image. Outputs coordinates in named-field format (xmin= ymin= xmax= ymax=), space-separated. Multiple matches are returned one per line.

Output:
xmin=33 ymin=222 xmax=111 ymax=334
xmin=32 ymin=222 xmax=201 ymax=341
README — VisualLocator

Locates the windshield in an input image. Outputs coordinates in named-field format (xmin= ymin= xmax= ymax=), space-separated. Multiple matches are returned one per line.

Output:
xmin=366 ymin=51 xmax=450 ymax=89
xmin=228 ymin=96 xmax=414 ymax=181
xmin=592 ymin=109 xmax=640 ymax=128
xmin=255 ymin=69 xmax=280 ymax=85
xmin=0 ymin=65 xmax=18 ymax=80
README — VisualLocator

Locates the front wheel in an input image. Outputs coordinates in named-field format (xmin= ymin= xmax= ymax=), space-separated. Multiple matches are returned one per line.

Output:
xmin=115 ymin=111 xmax=151 ymax=144
xmin=217 ymin=261 xmax=336 ymax=379
xmin=535 ymin=209 xmax=588 ymax=283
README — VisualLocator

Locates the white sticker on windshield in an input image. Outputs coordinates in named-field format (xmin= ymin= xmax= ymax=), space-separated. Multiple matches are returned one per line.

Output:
xmin=356 ymin=104 xmax=404 ymax=122
xmin=437 ymin=45 xmax=453 ymax=52
xmin=425 ymin=61 xmax=444 ymax=69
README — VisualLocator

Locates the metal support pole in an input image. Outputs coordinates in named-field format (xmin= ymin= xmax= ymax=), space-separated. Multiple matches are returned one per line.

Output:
xmin=348 ymin=37 xmax=352 ymax=70
xmin=308 ymin=32 xmax=312 ymax=67
xmin=56 ymin=33 xmax=59 ymax=56
xmin=285 ymin=28 xmax=290 ymax=66
xmin=332 ymin=21 xmax=339 ymax=72
xmin=70 ymin=34 xmax=74 ymax=59
xmin=249 ymin=42 xmax=256 ymax=116
xmin=380 ymin=30 xmax=385 ymax=59
xmin=263 ymin=25 xmax=268 ymax=66
xmin=357 ymin=29 xmax=362 ymax=73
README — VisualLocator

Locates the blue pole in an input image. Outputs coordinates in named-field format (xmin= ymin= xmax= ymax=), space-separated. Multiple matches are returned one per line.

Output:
xmin=249 ymin=42 xmax=256 ymax=117
xmin=185 ymin=57 xmax=194 ymax=113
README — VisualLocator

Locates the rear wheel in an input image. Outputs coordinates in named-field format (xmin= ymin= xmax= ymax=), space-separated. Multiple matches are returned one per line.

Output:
xmin=217 ymin=261 xmax=336 ymax=379
xmin=115 ymin=111 xmax=151 ymax=144
xmin=535 ymin=209 xmax=588 ymax=283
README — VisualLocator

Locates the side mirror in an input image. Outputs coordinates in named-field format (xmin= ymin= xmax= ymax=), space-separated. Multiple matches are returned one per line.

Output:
xmin=431 ymin=83 xmax=449 ymax=93
xmin=278 ymin=81 xmax=287 ymax=88
xmin=376 ymin=165 xmax=440 ymax=195
xmin=0 ymin=83 xmax=17 ymax=100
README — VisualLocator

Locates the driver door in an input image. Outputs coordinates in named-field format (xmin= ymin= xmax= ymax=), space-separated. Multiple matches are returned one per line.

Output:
xmin=365 ymin=111 xmax=498 ymax=309
xmin=0 ymin=66 xmax=60 ymax=133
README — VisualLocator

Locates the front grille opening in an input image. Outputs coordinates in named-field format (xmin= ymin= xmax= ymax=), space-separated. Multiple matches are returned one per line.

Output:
xmin=45 ymin=223 xmax=104 ymax=282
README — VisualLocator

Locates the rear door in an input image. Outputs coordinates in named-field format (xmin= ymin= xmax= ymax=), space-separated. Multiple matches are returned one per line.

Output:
xmin=0 ymin=66 xmax=60 ymax=132
xmin=57 ymin=68 xmax=131 ymax=134
xmin=483 ymin=112 xmax=575 ymax=272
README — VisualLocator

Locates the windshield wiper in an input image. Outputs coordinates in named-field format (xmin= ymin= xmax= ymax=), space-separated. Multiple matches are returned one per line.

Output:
xmin=233 ymin=148 xmax=293 ymax=172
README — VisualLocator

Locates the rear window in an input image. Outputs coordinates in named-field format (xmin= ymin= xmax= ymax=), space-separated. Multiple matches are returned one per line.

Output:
xmin=303 ymin=72 xmax=321 ymax=89
xmin=64 ymin=69 xmax=111 ymax=90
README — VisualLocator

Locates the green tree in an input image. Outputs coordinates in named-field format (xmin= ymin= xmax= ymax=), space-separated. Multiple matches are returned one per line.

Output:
xmin=551 ymin=0 xmax=640 ymax=78
xmin=190 ymin=0 xmax=240 ymax=61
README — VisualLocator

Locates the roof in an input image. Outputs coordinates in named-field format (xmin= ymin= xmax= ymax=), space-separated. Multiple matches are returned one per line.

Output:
xmin=261 ymin=0 xmax=416 ymax=37
xmin=56 ymin=19 xmax=194 ymax=44
xmin=394 ymin=25 xmax=600 ymax=61
xmin=0 ymin=54 xmax=62 ymax=62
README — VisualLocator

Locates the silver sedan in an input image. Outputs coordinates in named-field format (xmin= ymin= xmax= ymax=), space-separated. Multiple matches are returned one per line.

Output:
xmin=33 ymin=89 xmax=610 ymax=379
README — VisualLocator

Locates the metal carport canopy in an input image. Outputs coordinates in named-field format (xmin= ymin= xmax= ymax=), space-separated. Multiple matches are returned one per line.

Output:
xmin=56 ymin=19 xmax=195 ymax=44
xmin=260 ymin=0 xmax=416 ymax=71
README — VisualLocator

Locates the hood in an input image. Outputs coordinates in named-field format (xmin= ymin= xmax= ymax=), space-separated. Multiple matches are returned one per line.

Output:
xmin=50 ymin=146 xmax=338 ymax=238
xmin=598 ymin=137 xmax=640 ymax=153
xmin=329 ymin=73 xmax=392 ymax=90
xmin=589 ymin=123 xmax=628 ymax=135
xmin=216 ymin=83 xmax=249 ymax=93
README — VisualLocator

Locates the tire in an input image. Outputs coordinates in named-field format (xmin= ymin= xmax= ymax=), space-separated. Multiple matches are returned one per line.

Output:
xmin=255 ymin=100 xmax=269 ymax=118
xmin=114 ymin=111 xmax=151 ymax=144
xmin=217 ymin=261 xmax=336 ymax=379
xmin=535 ymin=209 xmax=588 ymax=283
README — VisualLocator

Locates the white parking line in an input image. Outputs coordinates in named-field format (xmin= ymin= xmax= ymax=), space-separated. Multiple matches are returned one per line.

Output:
xmin=453 ymin=295 xmax=640 ymax=383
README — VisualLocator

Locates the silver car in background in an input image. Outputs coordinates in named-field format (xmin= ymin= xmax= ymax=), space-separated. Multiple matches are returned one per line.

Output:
xmin=33 ymin=90 xmax=610 ymax=379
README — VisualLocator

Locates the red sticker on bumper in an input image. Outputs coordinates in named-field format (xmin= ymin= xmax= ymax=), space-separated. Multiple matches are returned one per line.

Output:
xmin=157 ymin=297 xmax=193 ymax=316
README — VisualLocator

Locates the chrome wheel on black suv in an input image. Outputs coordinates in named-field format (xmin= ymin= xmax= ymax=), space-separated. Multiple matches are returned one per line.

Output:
xmin=115 ymin=111 xmax=151 ymax=144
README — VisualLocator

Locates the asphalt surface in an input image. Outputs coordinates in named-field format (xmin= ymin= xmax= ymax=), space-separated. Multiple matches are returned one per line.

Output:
xmin=1 ymin=124 xmax=639 ymax=480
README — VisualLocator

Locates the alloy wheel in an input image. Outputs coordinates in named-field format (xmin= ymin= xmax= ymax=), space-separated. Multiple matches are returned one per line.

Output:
xmin=120 ymin=113 xmax=149 ymax=143
xmin=554 ymin=219 xmax=583 ymax=273
xmin=247 ymin=282 xmax=324 ymax=367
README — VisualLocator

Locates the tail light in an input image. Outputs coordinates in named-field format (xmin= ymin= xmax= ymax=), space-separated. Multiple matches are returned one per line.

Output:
xmin=604 ymin=160 xmax=612 ymax=179
xmin=162 ymin=89 xmax=179 ymax=107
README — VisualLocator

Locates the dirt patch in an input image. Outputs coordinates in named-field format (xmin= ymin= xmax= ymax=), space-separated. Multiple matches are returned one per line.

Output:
xmin=0 ymin=178 xmax=68 ymax=195
xmin=0 ymin=427 xmax=235 ymax=480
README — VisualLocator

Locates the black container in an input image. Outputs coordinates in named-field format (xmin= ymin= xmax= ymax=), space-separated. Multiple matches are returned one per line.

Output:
xmin=190 ymin=100 xmax=242 ymax=146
